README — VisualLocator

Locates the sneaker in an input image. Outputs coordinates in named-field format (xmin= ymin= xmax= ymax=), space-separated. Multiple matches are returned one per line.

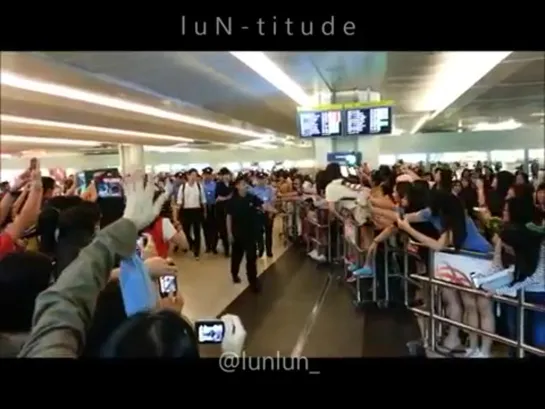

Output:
xmin=347 ymin=263 xmax=358 ymax=272
xmin=353 ymin=266 xmax=373 ymax=277
xmin=312 ymin=253 xmax=327 ymax=262
xmin=346 ymin=275 xmax=357 ymax=283
xmin=466 ymin=349 xmax=489 ymax=358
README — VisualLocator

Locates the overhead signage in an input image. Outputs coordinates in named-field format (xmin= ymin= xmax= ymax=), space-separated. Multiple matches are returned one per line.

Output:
xmin=297 ymin=110 xmax=343 ymax=138
xmin=297 ymin=100 xmax=394 ymax=112
xmin=346 ymin=106 xmax=392 ymax=136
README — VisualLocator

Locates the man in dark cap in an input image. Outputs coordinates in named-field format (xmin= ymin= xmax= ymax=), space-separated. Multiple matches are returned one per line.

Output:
xmin=226 ymin=175 xmax=262 ymax=292
xmin=215 ymin=167 xmax=234 ymax=257
xmin=249 ymin=172 xmax=276 ymax=258
xmin=201 ymin=167 xmax=218 ymax=253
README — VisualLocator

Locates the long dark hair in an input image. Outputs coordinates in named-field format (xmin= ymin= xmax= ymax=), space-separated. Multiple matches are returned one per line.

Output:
xmin=500 ymin=225 xmax=545 ymax=284
xmin=407 ymin=180 xmax=431 ymax=213
xmin=100 ymin=310 xmax=200 ymax=358
xmin=55 ymin=201 xmax=101 ymax=277
xmin=323 ymin=163 xmax=344 ymax=186
xmin=429 ymin=191 xmax=467 ymax=251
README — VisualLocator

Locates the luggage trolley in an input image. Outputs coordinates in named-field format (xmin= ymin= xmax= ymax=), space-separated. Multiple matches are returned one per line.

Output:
xmin=342 ymin=217 xmax=377 ymax=309
xmin=407 ymin=246 xmax=545 ymax=358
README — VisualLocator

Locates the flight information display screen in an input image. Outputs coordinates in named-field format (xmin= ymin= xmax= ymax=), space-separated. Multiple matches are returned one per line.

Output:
xmin=298 ymin=110 xmax=343 ymax=138
xmin=346 ymin=106 xmax=392 ymax=135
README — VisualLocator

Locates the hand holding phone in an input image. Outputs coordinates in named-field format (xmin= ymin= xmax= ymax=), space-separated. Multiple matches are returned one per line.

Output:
xmin=195 ymin=320 xmax=225 ymax=344
xmin=158 ymin=275 xmax=178 ymax=298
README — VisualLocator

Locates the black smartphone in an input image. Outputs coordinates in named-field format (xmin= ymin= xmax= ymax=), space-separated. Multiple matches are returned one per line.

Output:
xmin=158 ymin=275 xmax=178 ymax=298
xmin=195 ymin=320 xmax=225 ymax=344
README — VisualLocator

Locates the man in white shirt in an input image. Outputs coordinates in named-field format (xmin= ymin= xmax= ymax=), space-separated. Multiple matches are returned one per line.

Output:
xmin=176 ymin=169 xmax=206 ymax=259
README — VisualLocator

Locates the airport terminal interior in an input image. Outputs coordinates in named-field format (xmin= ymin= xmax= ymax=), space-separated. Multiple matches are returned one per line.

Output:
xmin=1 ymin=51 xmax=544 ymax=358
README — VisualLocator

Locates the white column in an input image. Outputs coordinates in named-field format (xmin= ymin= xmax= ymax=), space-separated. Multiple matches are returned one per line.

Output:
xmin=119 ymin=144 xmax=145 ymax=174
xmin=356 ymin=89 xmax=381 ymax=169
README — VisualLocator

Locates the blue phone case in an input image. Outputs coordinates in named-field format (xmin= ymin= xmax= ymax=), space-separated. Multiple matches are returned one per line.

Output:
xmin=119 ymin=253 xmax=157 ymax=317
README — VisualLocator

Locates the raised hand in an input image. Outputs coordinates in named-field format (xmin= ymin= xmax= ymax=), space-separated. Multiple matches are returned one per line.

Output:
xmin=122 ymin=171 xmax=167 ymax=230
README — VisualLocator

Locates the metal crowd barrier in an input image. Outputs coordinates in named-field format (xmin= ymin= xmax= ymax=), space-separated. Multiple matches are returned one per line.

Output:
xmin=277 ymin=196 xmax=545 ymax=357
xmin=404 ymin=243 xmax=545 ymax=358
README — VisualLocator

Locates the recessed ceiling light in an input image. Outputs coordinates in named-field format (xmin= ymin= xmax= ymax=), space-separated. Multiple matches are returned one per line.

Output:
xmin=531 ymin=112 xmax=545 ymax=117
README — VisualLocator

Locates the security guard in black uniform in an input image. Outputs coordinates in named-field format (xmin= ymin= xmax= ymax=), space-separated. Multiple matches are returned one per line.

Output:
xmin=201 ymin=167 xmax=218 ymax=253
xmin=215 ymin=167 xmax=234 ymax=257
xmin=226 ymin=175 xmax=262 ymax=293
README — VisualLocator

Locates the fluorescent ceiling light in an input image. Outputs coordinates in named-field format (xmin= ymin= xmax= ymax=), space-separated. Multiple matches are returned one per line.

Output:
xmin=143 ymin=146 xmax=192 ymax=153
xmin=1 ymin=115 xmax=194 ymax=143
xmin=1 ymin=153 xmax=13 ymax=159
xmin=230 ymin=52 xmax=312 ymax=106
xmin=531 ymin=112 xmax=545 ymax=117
xmin=240 ymin=140 xmax=277 ymax=149
xmin=472 ymin=119 xmax=522 ymax=131
xmin=1 ymin=135 xmax=101 ymax=147
xmin=412 ymin=51 xmax=512 ymax=133
xmin=1 ymin=72 xmax=278 ymax=140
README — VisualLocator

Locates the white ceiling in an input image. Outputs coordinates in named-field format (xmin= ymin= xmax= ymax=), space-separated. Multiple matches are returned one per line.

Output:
xmin=1 ymin=51 xmax=543 ymax=157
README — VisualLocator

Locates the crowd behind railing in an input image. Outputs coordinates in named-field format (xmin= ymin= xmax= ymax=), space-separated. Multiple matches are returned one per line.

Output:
xmin=0 ymin=157 xmax=544 ymax=358
xmin=279 ymin=160 xmax=545 ymax=357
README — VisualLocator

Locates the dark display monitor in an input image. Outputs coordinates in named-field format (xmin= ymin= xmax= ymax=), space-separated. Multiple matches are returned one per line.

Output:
xmin=297 ymin=110 xmax=343 ymax=138
xmin=346 ymin=106 xmax=392 ymax=136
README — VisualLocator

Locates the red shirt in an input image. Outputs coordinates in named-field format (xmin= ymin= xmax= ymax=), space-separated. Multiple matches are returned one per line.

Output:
xmin=0 ymin=232 xmax=17 ymax=260
xmin=146 ymin=219 xmax=169 ymax=259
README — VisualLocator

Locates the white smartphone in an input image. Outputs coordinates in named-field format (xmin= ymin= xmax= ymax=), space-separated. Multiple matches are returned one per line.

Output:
xmin=158 ymin=275 xmax=178 ymax=298
xmin=195 ymin=320 xmax=225 ymax=344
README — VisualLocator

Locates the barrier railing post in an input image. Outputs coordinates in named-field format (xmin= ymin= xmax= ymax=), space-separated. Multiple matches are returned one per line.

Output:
xmin=517 ymin=290 xmax=525 ymax=358
xmin=403 ymin=246 xmax=409 ymax=307
xmin=428 ymin=250 xmax=436 ymax=353
xmin=383 ymin=243 xmax=390 ymax=307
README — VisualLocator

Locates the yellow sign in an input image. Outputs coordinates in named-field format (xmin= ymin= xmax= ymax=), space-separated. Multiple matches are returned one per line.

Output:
xmin=297 ymin=100 xmax=394 ymax=112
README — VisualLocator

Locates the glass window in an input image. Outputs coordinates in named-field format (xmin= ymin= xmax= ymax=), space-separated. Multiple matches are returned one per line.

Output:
xmin=429 ymin=151 xmax=487 ymax=163
xmin=258 ymin=161 xmax=275 ymax=170
xmin=154 ymin=164 xmax=171 ymax=173
xmin=187 ymin=163 xmax=210 ymax=170
xmin=397 ymin=153 xmax=426 ymax=163
xmin=220 ymin=163 xmax=241 ymax=171
xmin=294 ymin=159 xmax=316 ymax=169
xmin=529 ymin=149 xmax=544 ymax=161
xmin=379 ymin=155 xmax=396 ymax=165
xmin=490 ymin=150 xmax=525 ymax=172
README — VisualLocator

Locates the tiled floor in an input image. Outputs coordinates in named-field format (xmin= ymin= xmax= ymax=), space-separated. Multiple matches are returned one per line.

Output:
xmin=165 ymin=233 xmax=288 ymax=321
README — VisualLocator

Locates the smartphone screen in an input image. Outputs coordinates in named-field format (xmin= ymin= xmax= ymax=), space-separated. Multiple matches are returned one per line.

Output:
xmin=98 ymin=177 xmax=123 ymax=198
xmin=195 ymin=320 xmax=225 ymax=344
xmin=158 ymin=275 xmax=178 ymax=298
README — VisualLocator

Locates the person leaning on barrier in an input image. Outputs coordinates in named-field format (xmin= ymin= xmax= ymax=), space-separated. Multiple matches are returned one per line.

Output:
xmin=485 ymin=202 xmax=545 ymax=354
xmin=372 ymin=190 xmax=494 ymax=356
